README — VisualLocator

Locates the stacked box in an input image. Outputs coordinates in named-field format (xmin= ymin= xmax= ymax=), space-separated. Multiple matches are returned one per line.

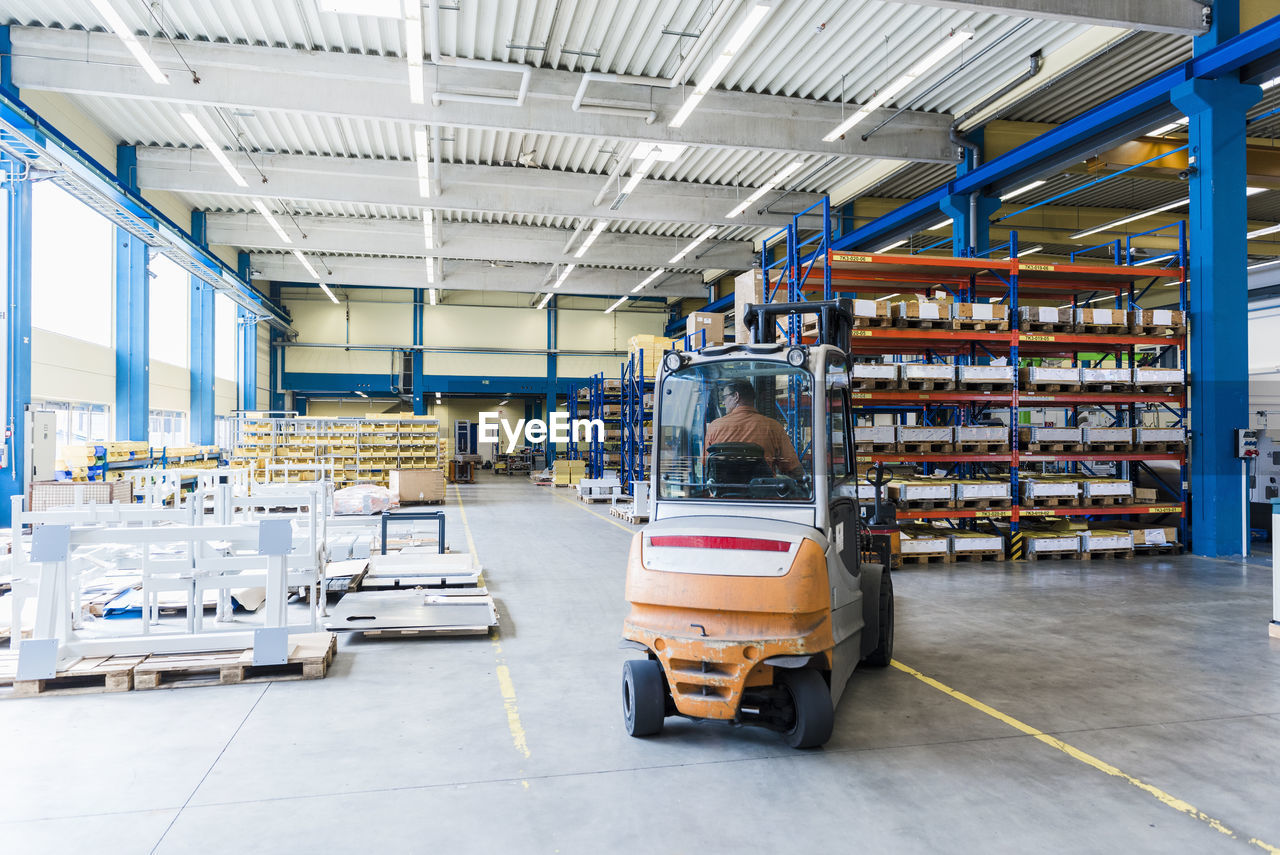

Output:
xmin=734 ymin=269 xmax=765 ymax=344
xmin=1019 ymin=305 xmax=1071 ymax=326
xmin=1080 ymin=530 xmax=1134 ymax=551
xmin=900 ymin=364 xmax=955 ymax=384
xmin=1019 ymin=426 xmax=1083 ymax=446
xmin=1021 ymin=366 xmax=1080 ymax=387
xmin=893 ymin=301 xmax=947 ymax=322
xmin=1026 ymin=533 xmax=1081 ymax=555
xmin=1125 ymin=525 xmax=1178 ymax=547
xmin=958 ymin=366 xmax=1015 ymax=385
xmin=854 ymin=426 xmax=896 ymax=446
xmin=955 ymin=426 xmax=1007 ymax=445
xmin=888 ymin=480 xmax=953 ymax=502
xmin=1020 ymin=477 xmax=1079 ymax=499
xmin=1133 ymin=367 xmax=1185 ymax=387
xmin=1080 ymin=367 xmax=1130 ymax=387
xmin=850 ymin=298 xmax=891 ymax=321
xmin=1081 ymin=478 xmax=1133 ymax=499
xmin=628 ymin=335 xmax=675 ymax=375
xmin=899 ymin=530 xmax=950 ymax=555
xmin=897 ymin=426 xmax=953 ymax=446
xmin=1075 ymin=307 xmax=1128 ymax=328
xmin=952 ymin=302 xmax=1009 ymax=323
xmin=1131 ymin=308 xmax=1184 ymax=330
xmin=950 ymin=531 xmax=1004 ymax=553
xmin=1082 ymin=427 xmax=1132 ymax=446
xmin=686 ymin=312 xmax=725 ymax=347
xmin=553 ymin=458 xmax=587 ymax=486
xmin=389 ymin=469 xmax=446 ymax=504
xmin=1135 ymin=427 xmax=1184 ymax=446
xmin=954 ymin=479 xmax=1012 ymax=501
xmin=850 ymin=363 xmax=897 ymax=383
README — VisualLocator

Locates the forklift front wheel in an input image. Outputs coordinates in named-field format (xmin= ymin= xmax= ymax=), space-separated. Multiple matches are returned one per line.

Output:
xmin=623 ymin=659 xmax=666 ymax=738
xmin=778 ymin=669 xmax=834 ymax=749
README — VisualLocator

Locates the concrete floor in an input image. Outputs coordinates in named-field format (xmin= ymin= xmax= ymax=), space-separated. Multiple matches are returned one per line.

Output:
xmin=3 ymin=474 xmax=1280 ymax=854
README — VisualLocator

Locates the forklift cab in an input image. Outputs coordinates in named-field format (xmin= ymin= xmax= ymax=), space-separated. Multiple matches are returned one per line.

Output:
xmin=621 ymin=300 xmax=892 ymax=749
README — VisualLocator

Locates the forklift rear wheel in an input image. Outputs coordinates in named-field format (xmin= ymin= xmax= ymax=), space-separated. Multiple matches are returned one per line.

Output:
xmin=778 ymin=669 xmax=833 ymax=749
xmin=623 ymin=659 xmax=666 ymax=737
xmin=863 ymin=569 xmax=894 ymax=668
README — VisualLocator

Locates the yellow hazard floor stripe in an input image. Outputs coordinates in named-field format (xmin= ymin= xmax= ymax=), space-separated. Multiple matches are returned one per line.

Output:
xmin=552 ymin=489 xmax=638 ymax=535
xmin=891 ymin=660 xmax=1278 ymax=853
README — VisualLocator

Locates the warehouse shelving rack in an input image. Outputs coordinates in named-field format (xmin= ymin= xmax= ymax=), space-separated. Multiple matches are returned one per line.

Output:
xmin=566 ymin=380 xmax=587 ymax=461
xmin=585 ymin=372 xmax=621 ymax=479
xmin=620 ymin=351 xmax=655 ymax=494
xmin=761 ymin=212 xmax=1189 ymax=544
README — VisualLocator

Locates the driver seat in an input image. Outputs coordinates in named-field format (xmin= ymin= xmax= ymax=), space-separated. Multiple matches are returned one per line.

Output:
xmin=705 ymin=442 xmax=773 ymax=485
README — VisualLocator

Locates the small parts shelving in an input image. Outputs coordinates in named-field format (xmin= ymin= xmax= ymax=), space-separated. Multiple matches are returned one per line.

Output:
xmin=621 ymin=350 xmax=656 ymax=492
xmin=583 ymin=372 xmax=621 ymax=479
xmin=761 ymin=221 xmax=1189 ymax=549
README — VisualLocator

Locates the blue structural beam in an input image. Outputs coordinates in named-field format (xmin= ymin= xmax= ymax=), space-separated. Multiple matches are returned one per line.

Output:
xmin=546 ymin=299 xmax=557 ymax=463
xmin=830 ymin=13 xmax=1280 ymax=253
xmin=412 ymin=289 xmax=425 ymax=415
xmin=236 ymin=252 xmax=256 ymax=411
xmin=283 ymin=372 xmax=592 ymax=397
xmin=268 ymin=282 xmax=285 ymax=411
xmin=114 ymin=144 xmax=149 ymax=440
xmin=665 ymin=292 xmax=733 ymax=337
xmin=1 ymin=154 xmax=32 ymax=528
xmin=1171 ymin=4 xmax=1262 ymax=557
xmin=189 ymin=212 xmax=215 ymax=444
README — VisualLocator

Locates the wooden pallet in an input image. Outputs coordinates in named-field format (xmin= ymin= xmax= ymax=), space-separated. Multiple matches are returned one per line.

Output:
xmin=952 ymin=550 xmax=1005 ymax=563
xmin=133 ymin=632 xmax=336 ymax=690
xmin=898 ymin=552 xmax=953 ymax=565
xmin=578 ymin=494 xmax=618 ymax=504
xmin=1020 ymin=496 xmax=1078 ymax=507
xmin=1079 ymin=383 xmax=1131 ymax=393
xmin=1135 ymin=443 xmax=1186 ymax=454
xmin=952 ymin=497 xmax=1013 ymax=509
xmin=1130 ymin=323 xmax=1187 ymax=337
xmin=1021 ymin=442 xmax=1084 ymax=453
xmin=1019 ymin=320 xmax=1074 ymax=333
xmin=950 ymin=319 xmax=1010 ymax=331
xmin=900 ymin=379 xmax=956 ymax=391
xmin=854 ymin=442 xmax=898 ymax=450
xmin=1134 ymin=543 xmax=1183 ymax=555
xmin=1082 ymin=549 xmax=1136 ymax=561
xmin=895 ymin=317 xmax=951 ymax=330
xmin=1080 ymin=443 xmax=1134 ymax=453
xmin=1133 ymin=384 xmax=1184 ymax=395
xmin=850 ymin=378 xmax=897 ymax=391
xmin=1080 ymin=494 xmax=1133 ymax=506
xmin=955 ymin=442 xmax=1011 ymax=454
xmin=894 ymin=498 xmax=953 ymax=510
xmin=898 ymin=441 xmax=955 ymax=454
xmin=959 ymin=381 xmax=1016 ymax=391
xmin=1025 ymin=550 xmax=1086 ymax=561
xmin=851 ymin=316 xmax=894 ymax=329
xmin=610 ymin=504 xmax=649 ymax=524
xmin=3 ymin=654 xmax=144 ymax=698
xmin=1074 ymin=324 xmax=1129 ymax=335
xmin=1021 ymin=383 xmax=1081 ymax=393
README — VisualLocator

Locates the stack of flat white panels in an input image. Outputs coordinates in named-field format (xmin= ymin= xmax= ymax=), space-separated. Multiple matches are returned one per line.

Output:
xmin=958 ymin=366 xmax=1015 ymax=384
xmin=900 ymin=532 xmax=950 ymax=554
xmin=950 ymin=533 xmax=1004 ymax=553
xmin=954 ymin=480 xmax=1011 ymax=501
xmin=851 ymin=363 xmax=897 ymax=382
xmin=1022 ymin=427 xmax=1083 ymax=444
xmin=1026 ymin=534 xmax=1080 ymax=554
xmin=855 ymin=426 xmax=896 ymax=444
xmin=1082 ymin=427 xmax=1133 ymax=445
xmin=1081 ymin=367 xmax=1130 ymax=386
xmin=889 ymin=480 xmax=953 ymax=502
xmin=1135 ymin=427 xmax=1184 ymax=445
xmin=1081 ymin=479 xmax=1134 ymax=498
xmin=1020 ymin=478 xmax=1079 ymax=499
xmin=901 ymin=364 xmax=956 ymax=383
xmin=1024 ymin=366 xmax=1080 ymax=386
xmin=1133 ymin=367 xmax=1185 ymax=386
xmin=1080 ymin=531 xmax=1134 ymax=551
xmin=897 ymin=426 xmax=954 ymax=444
xmin=956 ymin=426 xmax=1007 ymax=444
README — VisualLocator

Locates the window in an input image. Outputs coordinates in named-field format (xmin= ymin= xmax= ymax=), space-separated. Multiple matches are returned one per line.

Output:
xmin=149 ymin=409 xmax=188 ymax=448
xmin=32 ymin=182 xmax=113 ymax=346
xmin=35 ymin=400 xmax=112 ymax=452
xmin=826 ymin=357 xmax=852 ymax=485
xmin=149 ymin=255 xmax=189 ymax=366
xmin=656 ymin=359 xmax=813 ymax=501
xmin=215 ymin=293 xmax=237 ymax=380
xmin=214 ymin=416 xmax=234 ymax=450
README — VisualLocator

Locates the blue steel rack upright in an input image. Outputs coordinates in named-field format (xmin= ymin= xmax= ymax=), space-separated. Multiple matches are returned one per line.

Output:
xmin=620 ymin=350 xmax=654 ymax=495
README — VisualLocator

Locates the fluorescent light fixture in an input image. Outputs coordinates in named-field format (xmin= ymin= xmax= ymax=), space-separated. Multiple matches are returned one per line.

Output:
xmin=631 ymin=268 xmax=666 ymax=293
xmin=355 ymin=390 xmax=368 ymax=397
xmin=499 ymin=399 xmax=509 ymax=405
xmin=318 ymin=283 xmax=339 ymax=304
xmin=1264 ymin=74 xmax=1280 ymax=91
xmin=604 ymin=296 xmax=628 ymax=314
xmin=669 ymin=228 xmax=717 ymax=264
xmin=414 ymin=127 xmax=432 ymax=197
xmin=553 ymin=264 xmax=576 ymax=289
xmin=1000 ymin=180 xmax=1046 ymax=201
xmin=1249 ymin=223 xmax=1280 ymax=239
xmin=1249 ymin=258 xmax=1280 ymax=271
xmin=180 ymin=112 xmax=248 ymax=188
xmin=633 ymin=143 xmax=687 ymax=162
xmin=876 ymin=239 xmax=907 ymax=252
xmin=537 ymin=293 xmax=553 ymax=309
xmin=428 ymin=287 xmax=438 ymax=305
xmin=403 ymin=0 xmax=424 ymax=104
xmin=291 ymin=249 xmax=320 ymax=279
xmin=1003 ymin=245 xmax=1043 ymax=261
xmin=623 ymin=153 xmax=658 ymax=195
xmin=669 ymin=2 xmax=774 ymax=128
xmin=575 ymin=220 xmax=608 ymax=258
xmin=1069 ymin=198 xmax=1188 ymax=240
xmin=435 ymin=391 xmax=442 ymax=399
xmin=823 ymin=29 xmax=972 ymax=141
xmin=422 ymin=210 xmax=434 ymax=249
xmin=1133 ymin=252 xmax=1178 ymax=267
xmin=1247 ymin=186 xmax=1267 ymax=196
xmin=927 ymin=218 xmax=952 ymax=231
xmin=321 ymin=0 xmax=402 ymax=15
xmin=876 ymin=293 xmax=900 ymax=301
xmin=1148 ymin=117 xmax=1189 ymax=136
xmin=425 ymin=257 xmax=436 ymax=285
xmin=726 ymin=160 xmax=805 ymax=218
xmin=89 ymin=0 xmax=169 ymax=85
xmin=250 ymin=199 xmax=291 ymax=244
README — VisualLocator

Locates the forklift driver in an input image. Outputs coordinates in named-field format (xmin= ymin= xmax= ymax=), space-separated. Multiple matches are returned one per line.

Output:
xmin=706 ymin=379 xmax=804 ymax=478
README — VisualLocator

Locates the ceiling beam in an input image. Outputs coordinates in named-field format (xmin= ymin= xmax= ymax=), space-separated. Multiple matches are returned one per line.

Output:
xmin=252 ymin=255 xmax=707 ymax=298
xmin=134 ymin=146 xmax=821 ymax=229
xmin=207 ymin=214 xmax=754 ymax=270
xmin=902 ymin=0 xmax=1207 ymax=35
xmin=9 ymin=26 xmax=955 ymax=163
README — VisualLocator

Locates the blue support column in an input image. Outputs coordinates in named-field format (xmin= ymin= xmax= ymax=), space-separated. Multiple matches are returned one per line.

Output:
xmin=941 ymin=130 xmax=999 ymax=257
xmin=545 ymin=298 xmax=557 ymax=463
xmin=268 ymin=282 xmax=285 ymax=412
xmin=1171 ymin=5 xmax=1261 ymax=557
xmin=113 ymin=144 xmax=149 ymax=441
xmin=236 ymin=252 xmax=256 ymax=411
xmin=412 ymin=289 xmax=426 ymax=415
xmin=1 ymin=155 xmax=32 ymax=527
xmin=189 ymin=212 xmax=215 ymax=444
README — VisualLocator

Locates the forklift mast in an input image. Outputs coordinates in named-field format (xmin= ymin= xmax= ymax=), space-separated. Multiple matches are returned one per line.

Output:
xmin=741 ymin=299 xmax=856 ymax=353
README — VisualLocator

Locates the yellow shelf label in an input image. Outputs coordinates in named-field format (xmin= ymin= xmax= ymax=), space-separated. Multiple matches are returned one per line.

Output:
xmin=974 ymin=510 xmax=1013 ymax=518
xmin=1018 ymin=508 xmax=1054 ymax=516
xmin=833 ymin=253 xmax=875 ymax=263
xmin=1021 ymin=263 xmax=1056 ymax=271
xmin=850 ymin=330 xmax=874 ymax=337
xmin=1145 ymin=505 xmax=1182 ymax=513
xmin=1021 ymin=334 xmax=1056 ymax=342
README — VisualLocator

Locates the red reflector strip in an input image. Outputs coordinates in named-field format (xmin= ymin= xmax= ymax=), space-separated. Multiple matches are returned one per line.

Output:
xmin=649 ymin=535 xmax=791 ymax=552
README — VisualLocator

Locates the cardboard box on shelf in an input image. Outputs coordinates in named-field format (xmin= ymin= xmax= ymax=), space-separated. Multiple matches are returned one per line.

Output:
xmin=734 ymin=269 xmax=764 ymax=344
xmin=894 ymin=301 xmax=947 ymax=321
xmin=1074 ymin=307 xmax=1128 ymax=327
xmin=686 ymin=312 xmax=726 ymax=347
xmin=951 ymin=302 xmax=1009 ymax=322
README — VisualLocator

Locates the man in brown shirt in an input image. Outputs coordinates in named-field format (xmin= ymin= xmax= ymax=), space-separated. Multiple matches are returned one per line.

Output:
xmin=705 ymin=379 xmax=804 ymax=478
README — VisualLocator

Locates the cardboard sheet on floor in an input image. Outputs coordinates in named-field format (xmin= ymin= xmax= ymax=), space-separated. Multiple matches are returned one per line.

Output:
xmin=361 ymin=552 xmax=480 ymax=589
xmin=323 ymin=590 xmax=496 ymax=635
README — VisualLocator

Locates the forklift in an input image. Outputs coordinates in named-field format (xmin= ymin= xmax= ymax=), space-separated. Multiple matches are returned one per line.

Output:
xmin=620 ymin=299 xmax=893 ymax=748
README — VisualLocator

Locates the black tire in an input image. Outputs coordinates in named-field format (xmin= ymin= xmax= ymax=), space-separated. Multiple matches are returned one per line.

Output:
xmin=622 ymin=659 xmax=666 ymax=737
xmin=778 ymin=668 xmax=833 ymax=749
xmin=864 ymin=569 xmax=894 ymax=668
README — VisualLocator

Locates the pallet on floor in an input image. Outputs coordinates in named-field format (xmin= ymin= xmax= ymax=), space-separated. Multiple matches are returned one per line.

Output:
xmin=578 ymin=493 xmax=618 ymax=504
xmin=951 ymin=550 xmax=1005 ymax=563
xmin=2 ymin=653 xmax=145 ymax=698
xmin=133 ymin=632 xmax=337 ymax=690
xmin=1135 ymin=543 xmax=1183 ymax=555
xmin=610 ymin=504 xmax=649 ymax=524
xmin=1024 ymin=550 xmax=1086 ymax=561
xmin=1082 ymin=549 xmax=1136 ymax=561
xmin=898 ymin=552 xmax=953 ymax=565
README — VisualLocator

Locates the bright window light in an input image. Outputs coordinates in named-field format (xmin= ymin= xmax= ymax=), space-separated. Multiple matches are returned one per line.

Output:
xmin=403 ymin=0 xmax=424 ymax=104
xmin=727 ymin=160 xmax=805 ymax=218
xmin=623 ymin=154 xmax=658 ymax=195
xmin=823 ymin=29 xmax=972 ymax=142
xmin=214 ymin=293 xmax=237 ymax=380
xmin=180 ymin=112 xmax=248 ymax=188
xmin=1248 ymin=223 xmax=1280 ymax=239
xmin=553 ymin=263 xmax=576 ymax=289
xmin=1000 ymin=180 xmax=1046 ymax=201
xmin=425 ymin=257 xmax=436 ymax=284
xmin=575 ymin=220 xmax=608 ymax=258
xmin=631 ymin=268 xmax=666 ymax=293
xmin=1070 ymin=199 xmax=1188 ymax=240
xmin=32 ymin=182 xmax=113 ymax=347
xmin=1264 ymin=74 xmax=1280 ymax=91
xmin=88 ymin=0 xmax=169 ymax=85
xmin=250 ymin=199 xmax=290 ymax=244
xmin=321 ymin=0 xmax=402 ymax=16
xmin=604 ymin=296 xmax=628 ymax=314
xmin=292 ymin=249 xmax=320 ymax=279
xmin=669 ymin=1 xmax=774 ymax=128
xmin=149 ymin=254 xmax=188 ymax=367
xmin=1133 ymin=252 xmax=1178 ymax=267
xmin=669 ymin=228 xmax=717 ymax=264
xmin=1247 ymin=186 xmax=1267 ymax=196
xmin=414 ymin=127 xmax=432 ymax=197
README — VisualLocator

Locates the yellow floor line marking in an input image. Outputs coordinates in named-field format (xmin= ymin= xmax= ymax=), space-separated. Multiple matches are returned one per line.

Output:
xmin=891 ymin=660 xmax=1278 ymax=853
xmin=453 ymin=485 xmax=531 ymax=763
xmin=551 ymin=490 xmax=637 ymax=535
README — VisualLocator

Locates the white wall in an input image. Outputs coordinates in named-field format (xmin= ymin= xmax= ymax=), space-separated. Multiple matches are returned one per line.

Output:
xmin=32 ymin=330 xmax=114 ymax=405
xmin=1250 ymin=303 xmax=1280 ymax=427
xmin=256 ymin=321 xmax=270 ymax=406
xmin=285 ymin=298 xmax=411 ymax=375
xmin=150 ymin=360 xmax=189 ymax=412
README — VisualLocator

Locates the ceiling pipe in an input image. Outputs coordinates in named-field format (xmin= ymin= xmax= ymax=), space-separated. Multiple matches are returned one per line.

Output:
xmin=428 ymin=2 xmax=531 ymax=107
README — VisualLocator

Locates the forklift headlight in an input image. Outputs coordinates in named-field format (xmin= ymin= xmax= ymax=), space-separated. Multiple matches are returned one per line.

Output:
xmin=786 ymin=346 xmax=807 ymax=368
xmin=663 ymin=351 xmax=685 ymax=373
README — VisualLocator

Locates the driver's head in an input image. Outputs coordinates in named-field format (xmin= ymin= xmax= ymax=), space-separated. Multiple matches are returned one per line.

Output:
xmin=720 ymin=379 xmax=756 ymax=412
